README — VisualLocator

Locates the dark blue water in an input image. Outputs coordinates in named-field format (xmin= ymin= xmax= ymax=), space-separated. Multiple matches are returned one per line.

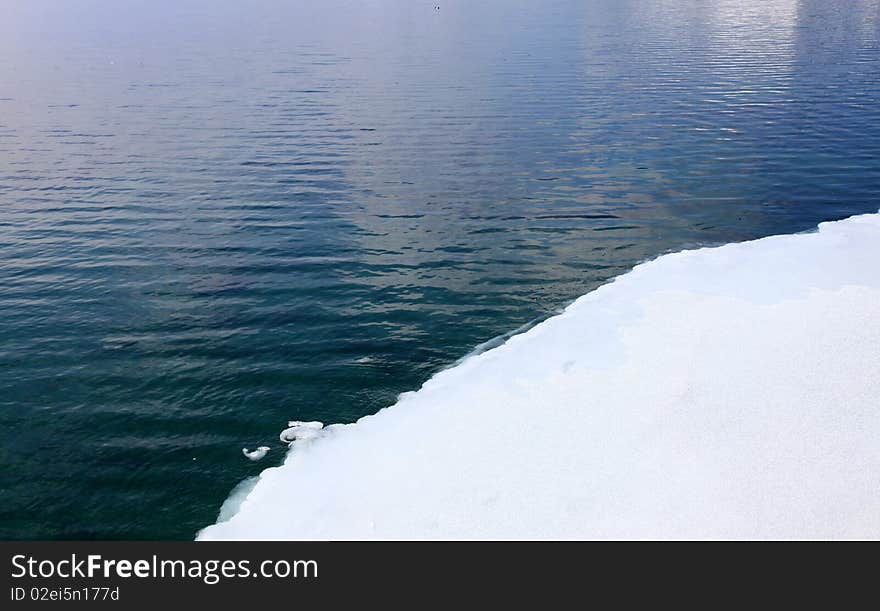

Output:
xmin=1 ymin=0 xmax=878 ymax=539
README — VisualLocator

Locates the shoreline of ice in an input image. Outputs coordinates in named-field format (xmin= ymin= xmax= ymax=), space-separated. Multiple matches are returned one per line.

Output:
xmin=199 ymin=212 xmax=880 ymax=540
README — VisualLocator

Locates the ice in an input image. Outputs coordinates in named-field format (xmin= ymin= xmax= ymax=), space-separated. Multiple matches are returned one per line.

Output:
xmin=242 ymin=447 xmax=270 ymax=461
xmin=279 ymin=421 xmax=324 ymax=444
xmin=199 ymin=212 xmax=880 ymax=540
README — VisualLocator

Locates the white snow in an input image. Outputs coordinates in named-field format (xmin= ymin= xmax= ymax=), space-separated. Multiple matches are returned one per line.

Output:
xmin=198 ymin=212 xmax=880 ymax=540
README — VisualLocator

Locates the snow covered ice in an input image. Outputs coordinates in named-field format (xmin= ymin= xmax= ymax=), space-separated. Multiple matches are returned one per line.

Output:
xmin=199 ymin=212 xmax=880 ymax=540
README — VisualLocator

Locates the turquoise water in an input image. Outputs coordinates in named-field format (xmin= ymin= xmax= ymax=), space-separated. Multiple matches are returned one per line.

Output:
xmin=1 ymin=0 xmax=879 ymax=539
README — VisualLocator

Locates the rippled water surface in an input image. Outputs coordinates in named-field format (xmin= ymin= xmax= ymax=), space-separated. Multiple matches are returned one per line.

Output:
xmin=1 ymin=0 xmax=879 ymax=538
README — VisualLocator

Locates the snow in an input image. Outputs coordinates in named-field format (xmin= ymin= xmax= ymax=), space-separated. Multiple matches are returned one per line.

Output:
xmin=198 ymin=212 xmax=880 ymax=540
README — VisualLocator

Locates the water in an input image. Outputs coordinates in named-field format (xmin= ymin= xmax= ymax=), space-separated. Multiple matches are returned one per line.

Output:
xmin=1 ymin=0 xmax=878 ymax=539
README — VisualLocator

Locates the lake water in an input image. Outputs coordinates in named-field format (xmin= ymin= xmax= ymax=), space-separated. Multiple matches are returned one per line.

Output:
xmin=1 ymin=0 xmax=878 ymax=539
